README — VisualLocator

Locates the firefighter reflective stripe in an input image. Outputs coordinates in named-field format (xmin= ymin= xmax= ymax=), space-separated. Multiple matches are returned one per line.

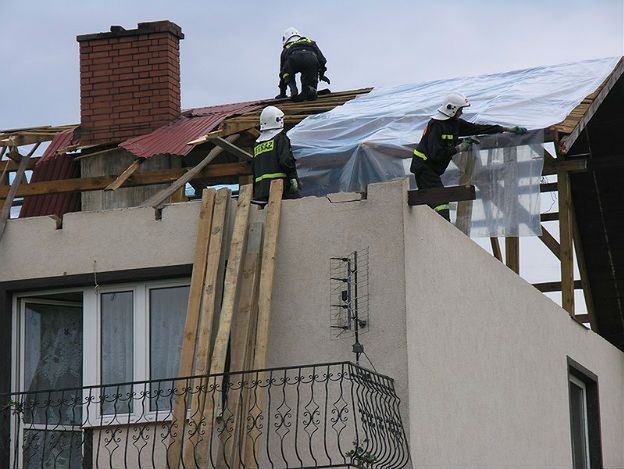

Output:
xmin=441 ymin=134 xmax=454 ymax=140
xmin=282 ymin=72 xmax=290 ymax=79
xmin=254 ymin=140 xmax=275 ymax=157
xmin=285 ymin=38 xmax=313 ymax=49
xmin=434 ymin=204 xmax=450 ymax=212
xmin=255 ymin=172 xmax=287 ymax=182
xmin=413 ymin=149 xmax=428 ymax=161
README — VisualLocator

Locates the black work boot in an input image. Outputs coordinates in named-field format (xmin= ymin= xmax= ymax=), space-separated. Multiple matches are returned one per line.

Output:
xmin=304 ymin=86 xmax=318 ymax=101
xmin=288 ymin=80 xmax=300 ymax=101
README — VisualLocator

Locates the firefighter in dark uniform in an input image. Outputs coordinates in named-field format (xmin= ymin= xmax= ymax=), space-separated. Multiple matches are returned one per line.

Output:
xmin=252 ymin=106 xmax=301 ymax=201
xmin=276 ymin=27 xmax=329 ymax=102
xmin=410 ymin=92 xmax=527 ymax=221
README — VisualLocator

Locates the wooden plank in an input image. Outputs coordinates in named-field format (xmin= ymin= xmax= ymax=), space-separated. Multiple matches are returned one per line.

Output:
xmin=538 ymin=225 xmax=561 ymax=260
xmin=49 ymin=215 xmax=62 ymax=229
xmin=103 ymin=158 xmax=143 ymax=191
xmin=141 ymin=135 xmax=240 ymax=208
xmin=407 ymin=185 xmax=475 ymax=207
xmin=195 ymin=185 xmax=252 ymax=466
xmin=244 ymin=179 xmax=283 ymax=468
xmin=167 ymin=189 xmax=217 ymax=468
xmin=1 ymin=156 xmax=40 ymax=172
xmin=490 ymin=237 xmax=502 ymax=262
xmin=0 ymin=150 xmax=32 ymax=240
xmin=542 ymin=158 xmax=587 ymax=175
xmin=208 ymin=137 xmax=253 ymax=162
xmin=73 ymin=146 xmax=120 ymax=161
xmin=558 ymin=171 xmax=575 ymax=315
xmin=541 ymin=212 xmax=559 ymax=222
xmin=181 ymin=188 xmax=230 ymax=468
xmin=505 ymin=237 xmax=519 ymax=274
xmin=533 ymin=280 xmax=583 ymax=293
xmin=571 ymin=201 xmax=599 ymax=331
xmin=0 ymin=162 xmax=250 ymax=198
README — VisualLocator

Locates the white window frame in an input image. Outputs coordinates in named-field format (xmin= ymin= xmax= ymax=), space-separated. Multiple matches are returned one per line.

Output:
xmin=12 ymin=278 xmax=191 ymax=428
xmin=569 ymin=374 xmax=591 ymax=469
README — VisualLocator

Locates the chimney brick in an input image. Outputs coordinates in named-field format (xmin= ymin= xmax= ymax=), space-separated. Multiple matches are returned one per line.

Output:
xmin=77 ymin=21 xmax=184 ymax=145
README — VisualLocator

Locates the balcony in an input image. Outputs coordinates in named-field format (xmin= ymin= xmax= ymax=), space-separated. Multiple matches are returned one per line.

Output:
xmin=0 ymin=362 xmax=409 ymax=468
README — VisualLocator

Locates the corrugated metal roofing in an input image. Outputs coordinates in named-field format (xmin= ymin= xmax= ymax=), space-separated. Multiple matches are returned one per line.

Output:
xmin=120 ymin=100 xmax=267 ymax=158
xmin=19 ymin=129 xmax=80 ymax=218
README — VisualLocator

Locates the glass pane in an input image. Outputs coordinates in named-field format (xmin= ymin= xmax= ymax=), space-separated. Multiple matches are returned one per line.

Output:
xmin=570 ymin=381 xmax=589 ymax=469
xmin=149 ymin=286 xmax=189 ymax=411
xmin=23 ymin=429 xmax=82 ymax=469
xmin=101 ymin=291 xmax=133 ymax=415
xmin=24 ymin=302 xmax=83 ymax=425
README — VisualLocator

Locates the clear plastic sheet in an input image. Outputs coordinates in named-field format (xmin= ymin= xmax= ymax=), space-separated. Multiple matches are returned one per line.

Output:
xmin=288 ymin=57 xmax=619 ymax=236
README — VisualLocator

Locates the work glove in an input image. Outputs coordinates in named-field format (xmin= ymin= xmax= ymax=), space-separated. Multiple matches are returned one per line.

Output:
xmin=290 ymin=178 xmax=299 ymax=193
xmin=457 ymin=140 xmax=473 ymax=153
xmin=510 ymin=126 xmax=528 ymax=135
xmin=320 ymin=75 xmax=331 ymax=84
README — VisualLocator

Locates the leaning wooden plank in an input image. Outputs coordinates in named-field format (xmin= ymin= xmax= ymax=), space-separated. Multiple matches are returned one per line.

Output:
xmin=216 ymin=222 xmax=263 ymax=469
xmin=167 ymin=189 xmax=217 ymax=469
xmin=0 ymin=162 xmax=250 ymax=198
xmin=407 ymin=185 xmax=475 ymax=207
xmin=538 ymin=225 xmax=561 ymax=260
xmin=104 ymin=158 xmax=143 ymax=191
xmin=244 ymin=179 xmax=283 ymax=468
xmin=490 ymin=237 xmax=502 ymax=262
xmin=505 ymin=237 xmax=519 ymax=274
xmin=195 ymin=184 xmax=253 ymax=467
xmin=142 ymin=135 xmax=240 ymax=208
xmin=181 ymin=188 xmax=230 ymax=468
xmin=0 ymin=149 xmax=32 ymax=240
xmin=208 ymin=137 xmax=253 ymax=162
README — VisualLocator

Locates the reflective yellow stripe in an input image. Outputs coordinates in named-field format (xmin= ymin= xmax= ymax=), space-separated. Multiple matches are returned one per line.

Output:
xmin=413 ymin=149 xmax=428 ymax=161
xmin=282 ymin=72 xmax=290 ymax=79
xmin=254 ymin=140 xmax=275 ymax=157
xmin=441 ymin=134 xmax=454 ymax=140
xmin=434 ymin=204 xmax=450 ymax=212
xmin=255 ymin=172 xmax=287 ymax=183
xmin=285 ymin=38 xmax=312 ymax=49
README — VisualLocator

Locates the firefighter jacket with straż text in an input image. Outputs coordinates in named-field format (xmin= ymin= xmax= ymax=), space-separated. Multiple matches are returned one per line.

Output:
xmin=411 ymin=118 xmax=505 ymax=175
xmin=279 ymin=37 xmax=327 ymax=86
xmin=252 ymin=131 xmax=299 ymax=200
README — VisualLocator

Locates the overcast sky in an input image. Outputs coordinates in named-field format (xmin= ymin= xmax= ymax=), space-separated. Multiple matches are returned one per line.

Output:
xmin=1 ymin=0 xmax=622 ymax=129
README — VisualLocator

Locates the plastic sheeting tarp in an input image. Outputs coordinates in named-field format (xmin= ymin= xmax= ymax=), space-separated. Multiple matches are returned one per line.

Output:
xmin=288 ymin=57 xmax=620 ymax=236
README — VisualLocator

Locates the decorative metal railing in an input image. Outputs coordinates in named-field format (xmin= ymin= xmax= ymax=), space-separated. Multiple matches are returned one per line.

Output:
xmin=0 ymin=362 xmax=409 ymax=468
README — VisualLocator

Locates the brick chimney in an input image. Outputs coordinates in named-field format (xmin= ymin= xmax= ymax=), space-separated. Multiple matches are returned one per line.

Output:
xmin=77 ymin=21 xmax=184 ymax=145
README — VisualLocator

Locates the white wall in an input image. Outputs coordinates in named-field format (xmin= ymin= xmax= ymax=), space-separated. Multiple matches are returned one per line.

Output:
xmin=1 ymin=179 xmax=622 ymax=468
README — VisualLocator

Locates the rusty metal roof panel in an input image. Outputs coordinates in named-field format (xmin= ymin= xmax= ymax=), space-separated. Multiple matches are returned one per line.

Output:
xmin=120 ymin=100 xmax=267 ymax=158
xmin=19 ymin=129 xmax=80 ymax=219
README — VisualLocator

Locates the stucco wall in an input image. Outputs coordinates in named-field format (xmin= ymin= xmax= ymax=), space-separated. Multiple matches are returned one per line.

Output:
xmin=403 ymin=197 xmax=624 ymax=468
xmin=1 ymin=179 xmax=623 ymax=468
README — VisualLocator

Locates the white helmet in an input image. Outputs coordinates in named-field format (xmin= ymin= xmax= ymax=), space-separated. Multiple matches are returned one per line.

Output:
xmin=259 ymin=106 xmax=285 ymax=131
xmin=282 ymin=27 xmax=301 ymax=46
xmin=433 ymin=92 xmax=471 ymax=120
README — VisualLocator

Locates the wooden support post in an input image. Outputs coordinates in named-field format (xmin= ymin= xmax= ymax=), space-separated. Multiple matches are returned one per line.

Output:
xmin=195 ymin=184 xmax=252 ymax=466
xmin=244 ymin=179 xmax=283 ymax=468
xmin=455 ymin=150 xmax=476 ymax=235
xmin=571 ymin=202 xmax=598 ymax=331
xmin=104 ymin=159 xmax=143 ymax=191
xmin=219 ymin=222 xmax=263 ymax=469
xmin=490 ymin=237 xmax=502 ymax=262
xmin=141 ymin=135 xmax=240 ymax=208
xmin=167 ymin=189 xmax=217 ymax=468
xmin=0 ymin=149 xmax=31 ymax=241
xmin=181 ymin=188 xmax=230 ymax=468
xmin=558 ymin=171 xmax=575 ymax=315
xmin=505 ymin=237 xmax=519 ymax=274
xmin=538 ymin=225 xmax=561 ymax=260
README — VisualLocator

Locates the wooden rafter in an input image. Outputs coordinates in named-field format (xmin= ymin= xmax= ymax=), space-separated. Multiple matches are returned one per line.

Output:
xmin=208 ymin=136 xmax=253 ymax=161
xmin=104 ymin=159 xmax=144 ymax=191
xmin=0 ymin=149 xmax=32 ymax=240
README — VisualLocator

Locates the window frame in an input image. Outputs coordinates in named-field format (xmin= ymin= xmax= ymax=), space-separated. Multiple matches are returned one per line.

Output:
xmin=567 ymin=357 xmax=603 ymax=469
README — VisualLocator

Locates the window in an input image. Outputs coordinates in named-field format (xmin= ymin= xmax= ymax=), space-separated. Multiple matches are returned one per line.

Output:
xmin=568 ymin=357 xmax=602 ymax=469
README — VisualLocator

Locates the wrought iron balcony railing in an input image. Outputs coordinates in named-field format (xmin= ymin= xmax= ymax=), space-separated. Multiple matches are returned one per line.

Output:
xmin=0 ymin=362 xmax=409 ymax=469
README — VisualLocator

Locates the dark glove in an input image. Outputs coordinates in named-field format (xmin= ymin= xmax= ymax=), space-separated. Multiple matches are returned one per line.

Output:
xmin=320 ymin=75 xmax=331 ymax=84
xmin=510 ymin=126 xmax=528 ymax=135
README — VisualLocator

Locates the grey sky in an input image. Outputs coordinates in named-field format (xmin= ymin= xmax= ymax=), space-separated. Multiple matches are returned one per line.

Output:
xmin=1 ymin=0 xmax=622 ymax=129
